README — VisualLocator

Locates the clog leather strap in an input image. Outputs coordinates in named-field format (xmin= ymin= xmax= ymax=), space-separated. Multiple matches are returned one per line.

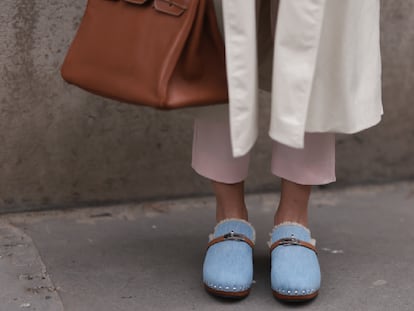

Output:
xmin=270 ymin=237 xmax=317 ymax=254
xmin=207 ymin=231 xmax=255 ymax=250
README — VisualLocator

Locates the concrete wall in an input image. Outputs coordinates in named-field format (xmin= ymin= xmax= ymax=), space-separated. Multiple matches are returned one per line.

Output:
xmin=1 ymin=0 xmax=414 ymax=213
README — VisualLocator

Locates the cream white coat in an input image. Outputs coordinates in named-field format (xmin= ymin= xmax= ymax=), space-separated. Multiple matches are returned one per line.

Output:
xmin=203 ymin=0 xmax=383 ymax=157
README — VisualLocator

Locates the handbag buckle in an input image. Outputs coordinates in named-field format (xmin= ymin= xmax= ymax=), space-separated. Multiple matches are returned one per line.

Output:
xmin=278 ymin=237 xmax=302 ymax=246
xmin=223 ymin=231 xmax=246 ymax=242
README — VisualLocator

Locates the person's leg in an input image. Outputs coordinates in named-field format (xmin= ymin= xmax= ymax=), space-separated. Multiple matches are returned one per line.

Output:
xmin=192 ymin=115 xmax=255 ymax=298
xmin=212 ymin=181 xmax=248 ymax=221
xmin=272 ymin=132 xmax=336 ymax=226
xmin=269 ymin=132 xmax=336 ymax=301
xmin=276 ymin=180 xmax=311 ymax=226
xmin=192 ymin=117 xmax=250 ymax=222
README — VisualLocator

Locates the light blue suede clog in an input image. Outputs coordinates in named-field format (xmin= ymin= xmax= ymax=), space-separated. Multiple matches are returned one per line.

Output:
xmin=269 ymin=222 xmax=321 ymax=302
xmin=203 ymin=219 xmax=256 ymax=298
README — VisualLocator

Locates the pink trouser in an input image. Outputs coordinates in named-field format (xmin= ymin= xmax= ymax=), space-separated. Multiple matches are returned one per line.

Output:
xmin=192 ymin=118 xmax=336 ymax=186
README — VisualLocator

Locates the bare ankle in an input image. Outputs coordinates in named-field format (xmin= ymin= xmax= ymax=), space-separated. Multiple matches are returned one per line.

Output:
xmin=212 ymin=180 xmax=248 ymax=222
xmin=274 ymin=179 xmax=311 ymax=227
xmin=216 ymin=204 xmax=248 ymax=222
xmin=274 ymin=209 xmax=308 ymax=227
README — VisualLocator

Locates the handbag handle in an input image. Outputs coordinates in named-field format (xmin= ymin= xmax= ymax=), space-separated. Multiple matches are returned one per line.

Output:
xmin=121 ymin=0 xmax=188 ymax=17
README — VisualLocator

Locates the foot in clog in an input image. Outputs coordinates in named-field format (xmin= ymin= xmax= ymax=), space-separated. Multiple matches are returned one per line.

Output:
xmin=269 ymin=222 xmax=321 ymax=302
xmin=203 ymin=219 xmax=256 ymax=299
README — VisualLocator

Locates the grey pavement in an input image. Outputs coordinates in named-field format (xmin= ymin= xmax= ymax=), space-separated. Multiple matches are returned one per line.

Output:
xmin=0 ymin=181 xmax=414 ymax=311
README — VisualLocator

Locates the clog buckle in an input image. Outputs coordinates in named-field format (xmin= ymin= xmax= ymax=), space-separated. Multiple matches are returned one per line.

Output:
xmin=223 ymin=231 xmax=245 ymax=242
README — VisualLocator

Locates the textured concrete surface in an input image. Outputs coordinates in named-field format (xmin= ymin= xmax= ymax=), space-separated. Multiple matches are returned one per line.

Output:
xmin=1 ymin=1 xmax=414 ymax=213
xmin=0 ymin=223 xmax=64 ymax=311
xmin=0 ymin=182 xmax=413 ymax=311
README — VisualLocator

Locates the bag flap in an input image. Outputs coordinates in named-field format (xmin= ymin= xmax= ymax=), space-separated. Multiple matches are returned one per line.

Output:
xmin=153 ymin=0 xmax=189 ymax=17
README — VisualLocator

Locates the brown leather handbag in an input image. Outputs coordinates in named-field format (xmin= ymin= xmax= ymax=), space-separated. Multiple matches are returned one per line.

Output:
xmin=61 ymin=0 xmax=228 ymax=109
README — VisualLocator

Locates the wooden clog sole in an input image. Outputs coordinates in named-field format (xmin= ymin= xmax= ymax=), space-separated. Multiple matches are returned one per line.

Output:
xmin=272 ymin=290 xmax=318 ymax=302
xmin=204 ymin=284 xmax=250 ymax=299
